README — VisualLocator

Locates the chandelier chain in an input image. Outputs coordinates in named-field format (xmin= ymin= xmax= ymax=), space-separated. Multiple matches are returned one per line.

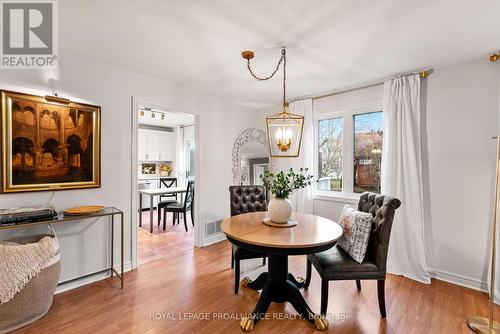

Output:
xmin=245 ymin=48 xmax=287 ymax=108
xmin=246 ymin=50 xmax=285 ymax=80
xmin=282 ymin=49 xmax=286 ymax=108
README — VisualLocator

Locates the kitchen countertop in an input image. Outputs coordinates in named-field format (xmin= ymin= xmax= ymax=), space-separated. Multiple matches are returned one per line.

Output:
xmin=138 ymin=175 xmax=160 ymax=181
xmin=138 ymin=175 xmax=174 ymax=181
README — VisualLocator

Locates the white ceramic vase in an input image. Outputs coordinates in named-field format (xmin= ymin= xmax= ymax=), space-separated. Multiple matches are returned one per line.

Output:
xmin=268 ymin=198 xmax=293 ymax=223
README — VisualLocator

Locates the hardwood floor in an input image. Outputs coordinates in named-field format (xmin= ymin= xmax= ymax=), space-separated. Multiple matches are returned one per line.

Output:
xmin=138 ymin=209 xmax=194 ymax=265
xmin=14 ymin=240 xmax=498 ymax=334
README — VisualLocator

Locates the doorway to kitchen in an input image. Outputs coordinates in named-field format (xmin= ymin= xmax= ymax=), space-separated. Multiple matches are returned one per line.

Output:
xmin=131 ymin=101 xmax=198 ymax=267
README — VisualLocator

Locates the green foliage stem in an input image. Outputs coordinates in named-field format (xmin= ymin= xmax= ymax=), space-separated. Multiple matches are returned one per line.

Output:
xmin=261 ymin=168 xmax=313 ymax=199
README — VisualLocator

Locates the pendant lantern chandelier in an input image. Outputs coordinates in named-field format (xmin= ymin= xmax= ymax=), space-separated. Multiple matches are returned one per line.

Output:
xmin=241 ymin=48 xmax=304 ymax=158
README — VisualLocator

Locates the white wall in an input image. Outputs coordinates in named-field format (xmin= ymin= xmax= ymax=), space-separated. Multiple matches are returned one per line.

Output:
xmin=0 ymin=50 xmax=258 ymax=289
xmin=257 ymin=57 xmax=500 ymax=292
xmin=426 ymin=58 xmax=500 ymax=290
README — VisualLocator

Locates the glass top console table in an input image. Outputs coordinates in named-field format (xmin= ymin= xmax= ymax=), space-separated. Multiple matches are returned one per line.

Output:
xmin=0 ymin=207 xmax=125 ymax=289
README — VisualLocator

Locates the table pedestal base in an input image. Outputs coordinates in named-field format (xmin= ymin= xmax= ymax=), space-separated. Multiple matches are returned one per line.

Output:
xmin=239 ymin=255 xmax=328 ymax=332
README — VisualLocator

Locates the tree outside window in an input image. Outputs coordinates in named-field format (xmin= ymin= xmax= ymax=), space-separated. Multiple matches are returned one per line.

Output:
xmin=318 ymin=117 xmax=343 ymax=191
xmin=354 ymin=112 xmax=383 ymax=193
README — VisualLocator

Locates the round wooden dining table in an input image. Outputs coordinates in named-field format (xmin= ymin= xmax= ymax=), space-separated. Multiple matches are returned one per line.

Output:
xmin=221 ymin=211 xmax=343 ymax=332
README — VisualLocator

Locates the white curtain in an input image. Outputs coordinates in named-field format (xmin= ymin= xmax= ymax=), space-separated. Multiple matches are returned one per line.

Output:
xmin=381 ymin=73 xmax=431 ymax=284
xmin=282 ymin=98 xmax=314 ymax=214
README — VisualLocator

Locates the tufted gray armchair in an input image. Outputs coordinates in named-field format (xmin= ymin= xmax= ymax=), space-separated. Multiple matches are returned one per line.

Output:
xmin=229 ymin=185 xmax=268 ymax=294
xmin=305 ymin=192 xmax=401 ymax=316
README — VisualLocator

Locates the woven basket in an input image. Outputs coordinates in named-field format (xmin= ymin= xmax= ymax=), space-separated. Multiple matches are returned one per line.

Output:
xmin=0 ymin=234 xmax=60 ymax=334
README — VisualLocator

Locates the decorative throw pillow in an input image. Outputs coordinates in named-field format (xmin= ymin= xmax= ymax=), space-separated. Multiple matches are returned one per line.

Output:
xmin=337 ymin=205 xmax=373 ymax=263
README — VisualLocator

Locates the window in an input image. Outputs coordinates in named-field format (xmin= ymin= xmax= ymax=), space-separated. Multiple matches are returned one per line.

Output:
xmin=185 ymin=142 xmax=195 ymax=181
xmin=316 ymin=106 xmax=383 ymax=196
xmin=318 ymin=118 xmax=343 ymax=191
xmin=354 ymin=112 xmax=383 ymax=193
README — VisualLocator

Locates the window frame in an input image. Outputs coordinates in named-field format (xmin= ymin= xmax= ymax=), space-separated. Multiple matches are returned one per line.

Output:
xmin=313 ymin=101 xmax=383 ymax=201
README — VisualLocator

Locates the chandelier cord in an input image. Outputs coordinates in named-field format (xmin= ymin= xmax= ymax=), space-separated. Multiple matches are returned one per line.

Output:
xmin=282 ymin=48 xmax=286 ymax=108
xmin=246 ymin=48 xmax=287 ymax=108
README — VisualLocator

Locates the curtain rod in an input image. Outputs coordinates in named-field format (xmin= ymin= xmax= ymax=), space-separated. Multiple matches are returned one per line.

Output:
xmin=291 ymin=69 xmax=431 ymax=102
xmin=312 ymin=82 xmax=383 ymax=101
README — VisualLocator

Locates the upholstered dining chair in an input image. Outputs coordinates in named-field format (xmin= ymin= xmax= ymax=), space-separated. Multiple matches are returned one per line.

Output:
xmin=157 ymin=177 xmax=177 ymax=225
xmin=305 ymin=192 xmax=401 ymax=317
xmin=229 ymin=185 xmax=268 ymax=294
xmin=163 ymin=180 xmax=194 ymax=232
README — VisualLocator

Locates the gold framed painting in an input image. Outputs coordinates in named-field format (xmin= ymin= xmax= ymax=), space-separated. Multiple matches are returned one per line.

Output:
xmin=0 ymin=90 xmax=101 ymax=193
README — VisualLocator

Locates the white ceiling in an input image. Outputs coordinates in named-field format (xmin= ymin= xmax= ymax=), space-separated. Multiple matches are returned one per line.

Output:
xmin=61 ymin=0 xmax=500 ymax=108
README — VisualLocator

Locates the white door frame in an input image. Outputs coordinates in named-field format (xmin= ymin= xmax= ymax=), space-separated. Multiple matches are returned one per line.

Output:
xmin=130 ymin=97 xmax=202 ymax=269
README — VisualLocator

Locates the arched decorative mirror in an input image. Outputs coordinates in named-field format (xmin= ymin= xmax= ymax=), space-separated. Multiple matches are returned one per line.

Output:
xmin=232 ymin=128 xmax=273 ymax=185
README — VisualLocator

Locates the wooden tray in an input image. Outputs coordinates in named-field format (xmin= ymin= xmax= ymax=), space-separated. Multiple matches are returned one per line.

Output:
xmin=262 ymin=217 xmax=297 ymax=228
xmin=64 ymin=205 xmax=105 ymax=216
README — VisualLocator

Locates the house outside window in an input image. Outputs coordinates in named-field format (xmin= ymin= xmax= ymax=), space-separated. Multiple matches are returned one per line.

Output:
xmin=354 ymin=112 xmax=383 ymax=193
xmin=315 ymin=102 xmax=383 ymax=197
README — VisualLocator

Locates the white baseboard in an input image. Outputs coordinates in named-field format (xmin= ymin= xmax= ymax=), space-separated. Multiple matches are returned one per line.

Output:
xmin=202 ymin=232 xmax=226 ymax=246
xmin=432 ymin=269 xmax=488 ymax=293
xmin=55 ymin=261 xmax=132 ymax=294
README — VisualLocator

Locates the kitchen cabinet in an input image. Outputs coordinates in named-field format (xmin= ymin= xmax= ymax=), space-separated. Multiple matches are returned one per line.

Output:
xmin=138 ymin=129 xmax=175 ymax=161
xmin=157 ymin=131 xmax=174 ymax=161
xmin=146 ymin=132 xmax=160 ymax=160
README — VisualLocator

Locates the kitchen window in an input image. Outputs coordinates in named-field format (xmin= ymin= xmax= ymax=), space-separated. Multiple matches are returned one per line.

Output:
xmin=315 ymin=103 xmax=383 ymax=197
